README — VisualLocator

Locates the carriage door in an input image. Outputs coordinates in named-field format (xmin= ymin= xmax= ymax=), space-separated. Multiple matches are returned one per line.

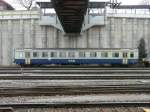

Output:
xmin=25 ymin=51 xmax=31 ymax=65
xmin=122 ymin=52 xmax=128 ymax=64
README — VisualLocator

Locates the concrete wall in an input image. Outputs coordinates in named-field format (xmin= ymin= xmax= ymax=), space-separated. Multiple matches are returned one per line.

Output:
xmin=0 ymin=10 xmax=150 ymax=65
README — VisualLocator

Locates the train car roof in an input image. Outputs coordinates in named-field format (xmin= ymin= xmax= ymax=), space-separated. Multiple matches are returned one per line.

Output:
xmin=15 ymin=48 xmax=138 ymax=50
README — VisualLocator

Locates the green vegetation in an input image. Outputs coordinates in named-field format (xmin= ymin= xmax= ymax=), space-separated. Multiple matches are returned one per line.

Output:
xmin=138 ymin=38 xmax=147 ymax=62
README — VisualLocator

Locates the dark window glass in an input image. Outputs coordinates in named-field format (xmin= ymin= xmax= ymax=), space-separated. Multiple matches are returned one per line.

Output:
xmin=101 ymin=52 xmax=108 ymax=57
xmin=51 ymin=52 xmax=57 ymax=57
xmin=33 ymin=52 xmax=39 ymax=58
xmin=42 ymin=52 xmax=48 ymax=57
xmin=59 ymin=52 xmax=66 ymax=57
xmin=79 ymin=52 xmax=85 ymax=57
xmin=68 ymin=52 xmax=75 ymax=58
xmin=130 ymin=52 xmax=134 ymax=58
xmin=90 ymin=52 xmax=97 ymax=57
xmin=112 ymin=52 xmax=119 ymax=58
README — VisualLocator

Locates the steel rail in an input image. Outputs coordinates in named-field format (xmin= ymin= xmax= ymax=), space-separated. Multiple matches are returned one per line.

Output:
xmin=0 ymin=102 xmax=149 ymax=108
xmin=0 ymin=75 xmax=149 ymax=80
xmin=1 ymin=69 xmax=150 ymax=74
xmin=0 ymin=86 xmax=149 ymax=96
xmin=0 ymin=66 xmax=150 ymax=70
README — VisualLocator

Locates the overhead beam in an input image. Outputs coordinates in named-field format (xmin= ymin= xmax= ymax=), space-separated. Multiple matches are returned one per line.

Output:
xmin=51 ymin=0 xmax=89 ymax=33
xmin=37 ymin=2 xmax=109 ymax=9
xmin=37 ymin=2 xmax=150 ymax=9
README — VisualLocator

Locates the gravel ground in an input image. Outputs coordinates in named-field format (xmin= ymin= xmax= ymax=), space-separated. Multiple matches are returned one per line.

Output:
xmin=15 ymin=107 xmax=145 ymax=112
xmin=0 ymin=80 xmax=148 ymax=88
xmin=0 ymin=94 xmax=149 ymax=104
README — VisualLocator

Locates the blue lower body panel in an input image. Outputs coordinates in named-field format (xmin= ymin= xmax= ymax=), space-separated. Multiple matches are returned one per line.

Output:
xmin=14 ymin=59 xmax=138 ymax=65
xmin=14 ymin=59 xmax=25 ymax=65
xmin=128 ymin=59 xmax=138 ymax=64
xmin=31 ymin=59 xmax=122 ymax=65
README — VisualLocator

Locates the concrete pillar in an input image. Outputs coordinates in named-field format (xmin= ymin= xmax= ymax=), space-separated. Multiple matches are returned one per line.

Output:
xmin=31 ymin=19 xmax=36 ymax=48
xmin=89 ymin=27 xmax=100 ymax=48
xmin=144 ymin=19 xmax=148 ymax=49
xmin=102 ymin=19 xmax=109 ymax=48
xmin=20 ymin=20 xmax=24 ymax=48
xmin=148 ymin=20 xmax=150 ymax=53
xmin=24 ymin=20 xmax=32 ymax=48
xmin=86 ymin=29 xmax=90 ymax=48
xmin=109 ymin=18 xmax=114 ymax=48
xmin=2 ymin=20 xmax=10 ymax=65
xmin=121 ymin=18 xmax=127 ymax=48
xmin=98 ymin=27 xmax=102 ymax=48
xmin=126 ymin=19 xmax=132 ymax=48
xmin=0 ymin=21 xmax=2 ymax=65
xmin=115 ymin=18 xmax=122 ymax=48
xmin=35 ymin=23 xmax=42 ymax=48
xmin=55 ymin=29 xmax=59 ymax=48
xmin=8 ymin=20 xmax=13 ymax=65
xmin=58 ymin=32 xmax=64 ymax=48
xmin=41 ymin=26 xmax=47 ymax=48
xmin=77 ymin=32 xmax=86 ymax=48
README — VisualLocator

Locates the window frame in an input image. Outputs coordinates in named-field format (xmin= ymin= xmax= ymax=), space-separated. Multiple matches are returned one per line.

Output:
xmin=79 ymin=51 xmax=86 ymax=58
xmin=130 ymin=52 xmax=134 ymax=58
xmin=59 ymin=52 xmax=66 ymax=58
xmin=42 ymin=52 xmax=48 ymax=58
xmin=112 ymin=52 xmax=119 ymax=58
xmin=68 ymin=51 xmax=75 ymax=58
xmin=90 ymin=52 xmax=97 ymax=58
xmin=50 ymin=52 xmax=57 ymax=58
xmin=32 ymin=51 xmax=40 ymax=58
xmin=101 ymin=52 xmax=108 ymax=58
xmin=15 ymin=51 xmax=24 ymax=59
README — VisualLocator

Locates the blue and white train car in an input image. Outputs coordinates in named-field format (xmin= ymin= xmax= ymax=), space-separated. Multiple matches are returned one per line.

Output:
xmin=14 ymin=48 xmax=139 ymax=66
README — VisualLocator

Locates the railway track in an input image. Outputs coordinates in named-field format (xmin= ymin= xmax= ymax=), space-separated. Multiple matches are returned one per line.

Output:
xmin=0 ymin=67 xmax=149 ymax=98
xmin=0 ymin=102 xmax=149 ymax=108
xmin=0 ymin=75 xmax=150 ymax=80
xmin=0 ymin=80 xmax=149 ymax=96
xmin=0 ymin=66 xmax=149 ymax=69
xmin=0 ymin=67 xmax=149 ymax=80
xmin=1 ymin=68 xmax=150 ymax=74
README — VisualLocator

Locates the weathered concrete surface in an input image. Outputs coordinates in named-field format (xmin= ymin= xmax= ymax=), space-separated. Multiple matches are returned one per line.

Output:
xmin=0 ymin=10 xmax=150 ymax=65
xmin=14 ymin=107 xmax=144 ymax=112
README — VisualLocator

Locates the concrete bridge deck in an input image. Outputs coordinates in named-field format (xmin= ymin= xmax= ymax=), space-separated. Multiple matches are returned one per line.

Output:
xmin=51 ymin=0 xmax=88 ymax=33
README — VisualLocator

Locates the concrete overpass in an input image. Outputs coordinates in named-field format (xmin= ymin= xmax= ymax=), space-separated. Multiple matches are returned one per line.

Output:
xmin=37 ymin=1 xmax=150 ymax=33
xmin=51 ymin=0 xmax=89 ymax=33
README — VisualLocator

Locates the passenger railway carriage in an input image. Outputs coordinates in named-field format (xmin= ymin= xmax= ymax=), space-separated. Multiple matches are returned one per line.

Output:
xmin=14 ymin=48 xmax=139 ymax=66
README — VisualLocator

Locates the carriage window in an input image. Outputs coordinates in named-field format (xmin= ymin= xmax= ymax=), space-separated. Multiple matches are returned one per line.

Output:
xmin=68 ymin=52 xmax=75 ymax=58
xmin=101 ymin=52 xmax=108 ymax=57
xmin=90 ymin=52 xmax=97 ymax=57
xmin=79 ymin=52 xmax=85 ymax=57
xmin=19 ymin=52 xmax=24 ymax=58
xmin=130 ymin=52 xmax=134 ymax=58
xmin=33 ymin=52 xmax=39 ymax=58
xmin=59 ymin=52 xmax=66 ymax=58
xmin=15 ymin=52 xmax=24 ymax=58
xmin=42 ymin=52 xmax=48 ymax=57
xmin=51 ymin=52 xmax=57 ymax=57
xmin=112 ymin=52 xmax=119 ymax=58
